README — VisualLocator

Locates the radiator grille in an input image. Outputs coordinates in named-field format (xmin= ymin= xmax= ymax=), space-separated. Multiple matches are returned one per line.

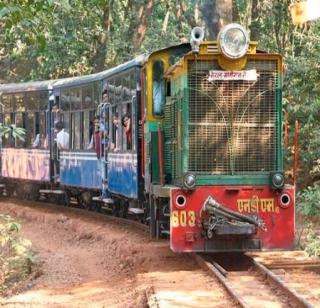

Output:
xmin=164 ymin=97 xmax=177 ymax=180
xmin=188 ymin=59 xmax=278 ymax=174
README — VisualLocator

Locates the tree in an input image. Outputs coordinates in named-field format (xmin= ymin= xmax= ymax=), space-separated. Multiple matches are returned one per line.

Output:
xmin=200 ymin=0 xmax=233 ymax=39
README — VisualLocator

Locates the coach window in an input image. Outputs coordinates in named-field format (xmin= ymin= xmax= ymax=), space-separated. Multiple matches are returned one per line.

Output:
xmin=119 ymin=71 xmax=134 ymax=151
xmin=60 ymin=88 xmax=71 ymax=149
xmin=25 ymin=92 xmax=38 ymax=147
xmin=107 ymin=78 xmax=115 ymax=106
xmin=14 ymin=93 xmax=27 ymax=147
xmin=39 ymin=91 xmax=48 ymax=148
xmin=71 ymin=112 xmax=81 ymax=150
xmin=152 ymin=60 xmax=165 ymax=116
xmin=131 ymin=70 xmax=136 ymax=151
xmin=82 ymin=84 xmax=94 ymax=149
xmin=70 ymin=87 xmax=82 ymax=150
xmin=3 ymin=94 xmax=14 ymax=143
xmin=1 ymin=95 xmax=11 ymax=147
xmin=108 ymin=78 xmax=120 ymax=151
xmin=93 ymin=81 xmax=100 ymax=106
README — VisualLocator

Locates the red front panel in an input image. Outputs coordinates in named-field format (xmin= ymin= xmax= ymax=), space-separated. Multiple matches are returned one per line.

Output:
xmin=170 ymin=185 xmax=295 ymax=252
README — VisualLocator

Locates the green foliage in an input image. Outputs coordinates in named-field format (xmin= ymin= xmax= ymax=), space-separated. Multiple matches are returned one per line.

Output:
xmin=305 ymin=230 xmax=320 ymax=257
xmin=297 ymin=222 xmax=320 ymax=257
xmin=0 ymin=214 xmax=37 ymax=294
xmin=297 ymin=186 xmax=320 ymax=216
xmin=0 ymin=124 xmax=26 ymax=141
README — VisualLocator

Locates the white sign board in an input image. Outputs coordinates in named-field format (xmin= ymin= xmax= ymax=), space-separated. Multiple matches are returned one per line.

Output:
xmin=207 ymin=69 xmax=257 ymax=81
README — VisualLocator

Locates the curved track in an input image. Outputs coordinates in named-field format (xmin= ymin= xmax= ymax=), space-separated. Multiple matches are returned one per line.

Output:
xmin=193 ymin=253 xmax=316 ymax=308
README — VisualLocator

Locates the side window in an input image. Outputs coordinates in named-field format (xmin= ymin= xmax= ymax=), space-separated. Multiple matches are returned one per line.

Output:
xmin=111 ymin=106 xmax=120 ymax=151
xmin=39 ymin=91 xmax=48 ymax=149
xmin=14 ymin=94 xmax=26 ymax=148
xmin=106 ymin=70 xmax=137 ymax=152
xmin=1 ymin=94 xmax=12 ymax=147
xmin=93 ymin=81 xmax=101 ymax=106
xmin=70 ymin=87 xmax=81 ymax=111
xmin=71 ymin=112 xmax=81 ymax=150
xmin=62 ymin=112 xmax=70 ymax=149
xmin=152 ymin=60 xmax=165 ymax=116
xmin=83 ymin=110 xmax=91 ymax=149
xmin=26 ymin=92 xmax=38 ymax=148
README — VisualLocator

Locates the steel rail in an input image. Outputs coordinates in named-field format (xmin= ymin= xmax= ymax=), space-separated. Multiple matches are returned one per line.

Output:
xmin=193 ymin=253 xmax=315 ymax=308
xmin=252 ymin=259 xmax=314 ymax=308
xmin=192 ymin=253 xmax=250 ymax=308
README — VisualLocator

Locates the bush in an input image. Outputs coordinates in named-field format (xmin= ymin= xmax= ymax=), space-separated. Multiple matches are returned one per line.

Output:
xmin=0 ymin=214 xmax=37 ymax=294
xmin=297 ymin=185 xmax=320 ymax=216
xmin=305 ymin=231 xmax=320 ymax=258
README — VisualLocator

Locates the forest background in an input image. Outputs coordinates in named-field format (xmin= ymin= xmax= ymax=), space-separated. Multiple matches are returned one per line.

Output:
xmin=0 ymin=0 xmax=319 ymax=216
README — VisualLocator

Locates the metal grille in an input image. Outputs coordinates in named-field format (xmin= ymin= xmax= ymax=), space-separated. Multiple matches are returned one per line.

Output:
xmin=188 ymin=59 xmax=278 ymax=174
xmin=164 ymin=97 xmax=177 ymax=179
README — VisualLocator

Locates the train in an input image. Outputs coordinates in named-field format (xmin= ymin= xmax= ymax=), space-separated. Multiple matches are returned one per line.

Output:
xmin=0 ymin=23 xmax=295 ymax=252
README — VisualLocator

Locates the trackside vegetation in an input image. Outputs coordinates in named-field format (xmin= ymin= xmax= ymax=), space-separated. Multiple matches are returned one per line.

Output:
xmin=0 ymin=214 xmax=37 ymax=295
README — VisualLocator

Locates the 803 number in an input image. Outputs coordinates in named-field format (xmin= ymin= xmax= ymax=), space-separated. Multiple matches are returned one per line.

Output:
xmin=171 ymin=210 xmax=196 ymax=227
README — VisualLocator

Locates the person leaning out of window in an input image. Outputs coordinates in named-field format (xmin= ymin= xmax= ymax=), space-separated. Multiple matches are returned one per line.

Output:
xmin=121 ymin=114 xmax=132 ymax=150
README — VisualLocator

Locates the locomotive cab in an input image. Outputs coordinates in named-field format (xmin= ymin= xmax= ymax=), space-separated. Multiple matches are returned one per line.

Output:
xmin=144 ymin=24 xmax=295 ymax=252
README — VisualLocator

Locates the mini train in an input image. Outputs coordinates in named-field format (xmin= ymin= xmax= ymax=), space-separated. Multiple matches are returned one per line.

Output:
xmin=0 ymin=24 xmax=295 ymax=252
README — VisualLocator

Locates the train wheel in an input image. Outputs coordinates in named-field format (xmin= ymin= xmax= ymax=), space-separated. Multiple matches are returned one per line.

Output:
xmin=81 ymin=192 xmax=92 ymax=211
xmin=112 ymin=198 xmax=119 ymax=217
xmin=119 ymin=199 xmax=129 ymax=218
xmin=94 ymin=204 xmax=102 ymax=213
xmin=64 ymin=192 xmax=71 ymax=207
xmin=5 ymin=186 xmax=15 ymax=198
xmin=48 ymin=195 xmax=58 ymax=203
xmin=16 ymin=186 xmax=26 ymax=199
xmin=57 ymin=194 xmax=66 ymax=206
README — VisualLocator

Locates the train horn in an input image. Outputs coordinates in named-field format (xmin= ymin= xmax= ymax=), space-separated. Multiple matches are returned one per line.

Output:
xmin=190 ymin=27 xmax=204 ymax=53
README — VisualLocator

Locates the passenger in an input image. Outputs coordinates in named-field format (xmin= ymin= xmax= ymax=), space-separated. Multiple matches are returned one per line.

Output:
xmin=112 ymin=112 xmax=119 ymax=126
xmin=121 ymin=114 xmax=132 ymax=150
xmin=55 ymin=121 xmax=69 ymax=150
xmin=52 ymin=102 xmax=61 ymax=125
xmin=102 ymin=89 xmax=109 ymax=104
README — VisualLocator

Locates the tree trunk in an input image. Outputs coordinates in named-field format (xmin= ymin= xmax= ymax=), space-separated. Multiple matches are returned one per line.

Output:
xmin=132 ymin=0 xmax=155 ymax=50
xmin=92 ymin=1 xmax=112 ymax=72
xmin=178 ymin=0 xmax=197 ymax=29
xmin=250 ymin=0 xmax=260 ymax=41
xmin=200 ymin=0 xmax=233 ymax=40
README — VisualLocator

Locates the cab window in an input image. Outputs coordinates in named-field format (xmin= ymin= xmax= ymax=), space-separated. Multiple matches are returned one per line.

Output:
xmin=152 ymin=60 xmax=165 ymax=116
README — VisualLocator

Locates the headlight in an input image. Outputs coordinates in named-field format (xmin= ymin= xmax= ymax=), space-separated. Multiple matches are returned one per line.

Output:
xmin=270 ymin=172 xmax=285 ymax=190
xmin=218 ymin=23 xmax=249 ymax=59
xmin=183 ymin=173 xmax=196 ymax=190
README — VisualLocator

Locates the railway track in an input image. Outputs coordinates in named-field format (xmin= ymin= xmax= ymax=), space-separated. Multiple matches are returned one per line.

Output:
xmin=3 ymin=197 xmax=319 ymax=307
xmin=193 ymin=253 xmax=316 ymax=308
xmin=2 ymin=196 xmax=150 ymax=234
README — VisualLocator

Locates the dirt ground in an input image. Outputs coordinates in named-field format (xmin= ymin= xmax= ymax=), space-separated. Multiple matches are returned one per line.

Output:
xmin=0 ymin=199 xmax=235 ymax=308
